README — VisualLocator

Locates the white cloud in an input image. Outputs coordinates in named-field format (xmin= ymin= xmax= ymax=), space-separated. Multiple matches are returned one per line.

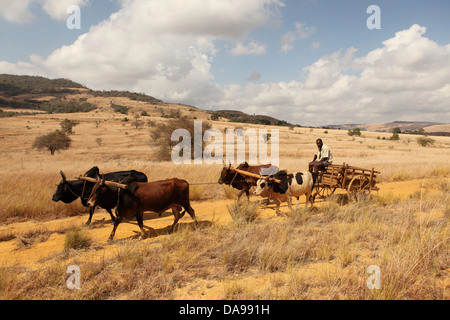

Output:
xmin=1 ymin=0 xmax=283 ymax=105
xmin=280 ymin=22 xmax=316 ymax=53
xmin=312 ymin=41 xmax=320 ymax=49
xmin=0 ymin=0 xmax=34 ymax=23
xmin=41 ymin=0 xmax=89 ymax=21
xmin=216 ymin=24 xmax=450 ymax=126
xmin=0 ymin=0 xmax=89 ymax=23
xmin=230 ymin=41 xmax=267 ymax=56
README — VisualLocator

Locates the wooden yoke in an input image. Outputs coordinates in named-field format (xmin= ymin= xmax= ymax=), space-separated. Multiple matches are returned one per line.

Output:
xmin=78 ymin=176 xmax=128 ymax=189
xmin=233 ymin=168 xmax=282 ymax=184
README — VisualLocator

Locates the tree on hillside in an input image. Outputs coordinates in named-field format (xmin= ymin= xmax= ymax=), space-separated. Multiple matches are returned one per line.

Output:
xmin=389 ymin=127 xmax=401 ymax=141
xmin=150 ymin=116 xmax=211 ymax=161
xmin=33 ymin=130 xmax=72 ymax=155
xmin=392 ymin=127 xmax=402 ymax=134
xmin=60 ymin=118 xmax=79 ymax=135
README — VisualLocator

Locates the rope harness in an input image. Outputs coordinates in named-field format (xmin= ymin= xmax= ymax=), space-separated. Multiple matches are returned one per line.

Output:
xmin=66 ymin=180 xmax=89 ymax=200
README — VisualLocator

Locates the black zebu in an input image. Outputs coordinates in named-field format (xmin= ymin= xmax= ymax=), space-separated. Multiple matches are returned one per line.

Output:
xmin=218 ymin=162 xmax=274 ymax=199
xmin=52 ymin=166 xmax=148 ymax=225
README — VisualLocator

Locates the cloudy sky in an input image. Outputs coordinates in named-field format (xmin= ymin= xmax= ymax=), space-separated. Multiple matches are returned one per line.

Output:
xmin=0 ymin=0 xmax=449 ymax=126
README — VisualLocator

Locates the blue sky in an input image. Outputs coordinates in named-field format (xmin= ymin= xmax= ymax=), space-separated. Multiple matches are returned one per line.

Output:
xmin=0 ymin=0 xmax=449 ymax=126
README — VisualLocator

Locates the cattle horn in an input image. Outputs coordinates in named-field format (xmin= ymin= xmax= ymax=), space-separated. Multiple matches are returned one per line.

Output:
xmin=60 ymin=171 xmax=67 ymax=182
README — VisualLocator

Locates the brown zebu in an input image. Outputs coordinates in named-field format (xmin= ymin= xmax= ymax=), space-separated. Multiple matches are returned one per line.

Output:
xmin=218 ymin=162 xmax=274 ymax=198
xmin=88 ymin=177 xmax=197 ymax=241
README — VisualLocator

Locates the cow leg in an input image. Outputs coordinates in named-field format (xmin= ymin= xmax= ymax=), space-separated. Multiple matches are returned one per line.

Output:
xmin=108 ymin=216 xmax=123 ymax=242
xmin=106 ymin=208 xmax=116 ymax=224
xmin=275 ymin=201 xmax=281 ymax=216
xmin=135 ymin=212 xmax=145 ymax=240
xmin=274 ymin=199 xmax=280 ymax=216
xmin=287 ymin=196 xmax=293 ymax=212
xmin=85 ymin=206 xmax=95 ymax=226
xmin=306 ymin=190 xmax=314 ymax=207
xmin=170 ymin=207 xmax=182 ymax=234
xmin=185 ymin=204 xmax=198 ymax=227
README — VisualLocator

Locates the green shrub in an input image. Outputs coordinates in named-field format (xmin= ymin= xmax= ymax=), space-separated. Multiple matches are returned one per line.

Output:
xmin=347 ymin=128 xmax=361 ymax=137
xmin=64 ymin=228 xmax=92 ymax=251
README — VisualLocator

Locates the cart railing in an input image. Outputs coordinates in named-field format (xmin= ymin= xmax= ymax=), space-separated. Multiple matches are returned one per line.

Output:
xmin=315 ymin=162 xmax=380 ymax=197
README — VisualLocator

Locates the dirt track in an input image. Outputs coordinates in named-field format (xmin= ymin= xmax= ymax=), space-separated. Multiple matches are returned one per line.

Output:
xmin=0 ymin=178 xmax=429 ymax=268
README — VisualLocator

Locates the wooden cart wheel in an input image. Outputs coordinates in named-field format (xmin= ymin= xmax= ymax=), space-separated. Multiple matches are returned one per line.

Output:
xmin=347 ymin=176 xmax=371 ymax=199
xmin=316 ymin=184 xmax=337 ymax=198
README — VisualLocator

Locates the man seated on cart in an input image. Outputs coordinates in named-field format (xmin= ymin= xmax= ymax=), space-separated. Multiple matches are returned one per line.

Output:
xmin=309 ymin=138 xmax=333 ymax=174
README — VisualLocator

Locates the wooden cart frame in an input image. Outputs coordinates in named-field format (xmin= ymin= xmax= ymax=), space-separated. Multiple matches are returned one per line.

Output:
xmin=226 ymin=164 xmax=379 ymax=199
xmin=314 ymin=163 xmax=380 ymax=198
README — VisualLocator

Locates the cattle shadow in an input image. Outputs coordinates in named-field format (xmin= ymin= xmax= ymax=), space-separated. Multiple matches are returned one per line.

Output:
xmin=84 ymin=210 xmax=175 ymax=229
xmin=260 ymin=200 xmax=322 ymax=216
xmin=87 ymin=217 xmax=115 ymax=227
xmin=114 ymin=218 xmax=213 ymax=242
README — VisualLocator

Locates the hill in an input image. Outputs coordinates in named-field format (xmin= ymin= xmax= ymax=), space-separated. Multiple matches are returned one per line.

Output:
xmin=0 ymin=74 xmax=86 ymax=96
xmin=328 ymin=121 xmax=450 ymax=135
xmin=0 ymin=74 xmax=294 ymax=127
xmin=210 ymin=110 xmax=293 ymax=126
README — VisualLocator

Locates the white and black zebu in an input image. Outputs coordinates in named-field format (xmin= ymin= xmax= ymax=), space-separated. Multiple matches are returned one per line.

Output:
xmin=254 ymin=170 xmax=316 ymax=214
xmin=52 ymin=166 xmax=148 ymax=225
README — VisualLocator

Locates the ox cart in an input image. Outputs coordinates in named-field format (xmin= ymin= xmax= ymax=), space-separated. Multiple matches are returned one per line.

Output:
xmin=229 ymin=163 xmax=380 ymax=199
xmin=314 ymin=163 xmax=380 ymax=198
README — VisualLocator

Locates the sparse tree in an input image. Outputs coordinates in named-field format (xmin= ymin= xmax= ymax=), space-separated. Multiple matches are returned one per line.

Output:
xmin=348 ymin=128 xmax=362 ymax=137
xmin=390 ymin=132 xmax=400 ymax=141
xmin=60 ymin=118 xmax=79 ymax=135
xmin=131 ymin=120 xmax=144 ymax=129
xmin=392 ymin=127 xmax=402 ymax=134
xmin=33 ymin=130 xmax=72 ymax=155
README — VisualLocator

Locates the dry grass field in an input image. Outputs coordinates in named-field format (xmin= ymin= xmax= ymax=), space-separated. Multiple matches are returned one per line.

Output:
xmin=0 ymin=93 xmax=449 ymax=300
